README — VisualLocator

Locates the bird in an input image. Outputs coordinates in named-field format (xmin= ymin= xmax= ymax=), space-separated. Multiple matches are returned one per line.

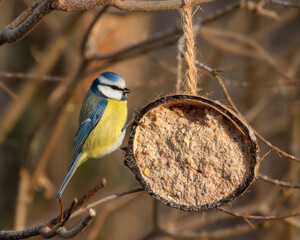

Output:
xmin=56 ymin=72 xmax=130 ymax=200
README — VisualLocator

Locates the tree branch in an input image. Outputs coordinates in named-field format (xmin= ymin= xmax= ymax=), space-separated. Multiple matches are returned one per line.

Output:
xmin=0 ymin=81 xmax=18 ymax=100
xmin=8 ymin=0 xmax=44 ymax=29
xmin=218 ymin=207 xmax=300 ymax=221
xmin=0 ymin=71 xmax=63 ymax=82
xmin=258 ymin=173 xmax=300 ymax=189
xmin=254 ymin=130 xmax=300 ymax=163
xmin=0 ymin=179 xmax=144 ymax=239
xmin=0 ymin=0 xmax=55 ymax=45
xmin=0 ymin=179 xmax=106 ymax=239
xmin=71 ymin=187 xmax=144 ymax=218
xmin=195 ymin=61 xmax=300 ymax=163
xmin=52 ymin=0 xmax=211 ymax=12
xmin=0 ymin=0 xmax=211 ymax=46
xmin=92 ymin=27 xmax=180 ymax=61
xmin=267 ymin=0 xmax=300 ymax=8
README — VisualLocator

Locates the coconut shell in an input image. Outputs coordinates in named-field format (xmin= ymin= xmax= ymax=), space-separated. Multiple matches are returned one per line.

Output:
xmin=125 ymin=95 xmax=259 ymax=211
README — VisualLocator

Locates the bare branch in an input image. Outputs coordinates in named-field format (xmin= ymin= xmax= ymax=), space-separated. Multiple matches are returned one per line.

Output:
xmin=92 ymin=27 xmax=180 ymax=62
xmin=267 ymin=0 xmax=300 ymax=8
xmin=218 ymin=207 xmax=300 ymax=221
xmin=0 ymin=71 xmax=64 ymax=82
xmin=8 ymin=0 xmax=44 ymax=29
xmin=194 ymin=61 xmax=239 ymax=112
xmin=13 ymin=168 xmax=31 ymax=230
xmin=87 ymin=0 xmax=246 ymax=68
xmin=80 ymin=6 xmax=108 ymax=56
xmin=57 ymin=209 xmax=96 ymax=238
xmin=0 ymin=0 xmax=211 ymax=46
xmin=0 ymin=0 xmax=55 ymax=45
xmin=71 ymin=187 xmax=144 ymax=218
xmin=199 ymin=27 xmax=296 ymax=83
xmin=160 ymin=223 xmax=258 ymax=239
xmin=258 ymin=173 xmax=300 ymax=189
xmin=196 ymin=61 xmax=300 ymax=163
xmin=142 ymin=222 xmax=259 ymax=239
xmin=39 ymin=209 xmax=95 ymax=238
xmin=52 ymin=0 xmax=212 ymax=12
xmin=241 ymin=0 xmax=281 ymax=20
xmin=0 ymin=181 xmax=144 ymax=239
xmin=84 ymin=27 xmax=180 ymax=76
xmin=255 ymin=130 xmax=300 ymax=163
xmin=0 ymin=179 xmax=106 ymax=239
xmin=0 ymin=81 xmax=18 ymax=100
xmin=198 ymin=0 xmax=240 ymax=23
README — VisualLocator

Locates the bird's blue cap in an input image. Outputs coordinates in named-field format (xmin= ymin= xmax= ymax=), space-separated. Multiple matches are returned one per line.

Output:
xmin=91 ymin=72 xmax=126 ymax=90
xmin=100 ymin=72 xmax=124 ymax=83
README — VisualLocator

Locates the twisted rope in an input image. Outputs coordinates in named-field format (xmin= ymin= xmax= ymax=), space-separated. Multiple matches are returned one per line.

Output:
xmin=182 ymin=0 xmax=197 ymax=94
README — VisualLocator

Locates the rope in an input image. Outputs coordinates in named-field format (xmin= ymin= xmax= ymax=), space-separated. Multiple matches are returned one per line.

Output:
xmin=176 ymin=36 xmax=184 ymax=93
xmin=181 ymin=0 xmax=197 ymax=94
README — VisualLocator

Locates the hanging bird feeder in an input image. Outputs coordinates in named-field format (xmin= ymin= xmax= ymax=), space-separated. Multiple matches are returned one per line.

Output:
xmin=125 ymin=0 xmax=259 ymax=211
xmin=125 ymin=95 xmax=259 ymax=211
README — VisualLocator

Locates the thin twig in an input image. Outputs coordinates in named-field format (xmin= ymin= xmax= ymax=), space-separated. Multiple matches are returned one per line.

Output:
xmin=199 ymin=27 xmax=296 ymax=83
xmin=92 ymin=27 xmax=181 ymax=61
xmin=258 ymin=173 xmax=300 ymax=189
xmin=0 ymin=71 xmax=64 ymax=82
xmin=255 ymin=130 xmax=300 ymax=163
xmin=84 ymin=2 xmax=245 ymax=73
xmin=195 ymin=61 xmax=239 ymax=112
xmin=13 ymin=168 xmax=31 ymax=231
xmin=0 ymin=179 xmax=106 ymax=239
xmin=80 ymin=6 xmax=108 ymax=57
xmin=71 ymin=187 xmax=144 ymax=218
xmin=48 ymin=179 xmax=106 ymax=227
xmin=39 ymin=209 xmax=95 ymax=238
xmin=57 ymin=209 xmax=96 ymax=238
xmin=87 ymin=33 xmax=179 ymax=76
xmin=267 ymin=0 xmax=300 ymax=8
xmin=0 ymin=81 xmax=18 ymax=100
xmin=241 ymin=0 xmax=281 ymax=20
xmin=147 ymin=222 xmax=259 ymax=239
xmin=87 ymin=190 xmax=140 ymax=240
xmin=197 ymin=61 xmax=300 ymax=163
xmin=198 ymin=0 xmax=240 ymax=24
xmin=218 ymin=207 xmax=300 ymax=221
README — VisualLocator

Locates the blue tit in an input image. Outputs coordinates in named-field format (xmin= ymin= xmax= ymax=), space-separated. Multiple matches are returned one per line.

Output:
xmin=56 ymin=72 xmax=130 ymax=200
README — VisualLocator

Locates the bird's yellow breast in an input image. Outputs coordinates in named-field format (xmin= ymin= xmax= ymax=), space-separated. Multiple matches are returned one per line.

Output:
xmin=82 ymin=99 xmax=127 ymax=159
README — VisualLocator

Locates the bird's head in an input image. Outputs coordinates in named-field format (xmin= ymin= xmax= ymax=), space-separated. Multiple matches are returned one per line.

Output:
xmin=90 ymin=72 xmax=130 ymax=101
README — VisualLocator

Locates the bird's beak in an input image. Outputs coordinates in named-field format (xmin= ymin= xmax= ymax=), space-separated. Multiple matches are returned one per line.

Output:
xmin=123 ymin=88 xmax=130 ymax=93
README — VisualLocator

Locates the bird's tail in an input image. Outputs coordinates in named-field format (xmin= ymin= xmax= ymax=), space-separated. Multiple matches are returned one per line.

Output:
xmin=56 ymin=152 xmax=87 ymax=200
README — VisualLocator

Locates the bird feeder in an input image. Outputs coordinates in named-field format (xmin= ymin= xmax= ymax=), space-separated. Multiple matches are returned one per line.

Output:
xmin=125 ymin=95 xmax=259 ymax=211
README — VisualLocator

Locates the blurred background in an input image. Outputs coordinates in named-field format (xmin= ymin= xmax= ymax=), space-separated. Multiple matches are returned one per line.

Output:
xmin=0 ymin=0 xmax=300 ymax=239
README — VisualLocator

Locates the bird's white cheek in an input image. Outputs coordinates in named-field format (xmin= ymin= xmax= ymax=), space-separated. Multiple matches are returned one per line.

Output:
xmin=98 ymin=85 xmax=123 ymax=100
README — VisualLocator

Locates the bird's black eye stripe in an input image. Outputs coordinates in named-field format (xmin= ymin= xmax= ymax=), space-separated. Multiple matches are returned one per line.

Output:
xmin=111 ymin=85 xmax=121 ymax=90
xmin=99 ymin=83 xmax=122 ymax=90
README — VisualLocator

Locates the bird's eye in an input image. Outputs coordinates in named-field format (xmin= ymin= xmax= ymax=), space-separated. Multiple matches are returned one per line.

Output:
xmin=111 ymin=85 xmax=120 ymax=90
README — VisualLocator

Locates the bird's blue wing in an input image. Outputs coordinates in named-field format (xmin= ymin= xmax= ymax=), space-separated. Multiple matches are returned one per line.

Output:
xmin=56 ymin=99 xmax=108 ymax=200
xmin=72 ymin=98 xmax=108 ymax=159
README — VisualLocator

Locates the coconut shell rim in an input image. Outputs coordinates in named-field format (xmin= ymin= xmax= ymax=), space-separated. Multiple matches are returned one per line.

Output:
xmin=125 ymin=94 xmax=259 ymax=211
